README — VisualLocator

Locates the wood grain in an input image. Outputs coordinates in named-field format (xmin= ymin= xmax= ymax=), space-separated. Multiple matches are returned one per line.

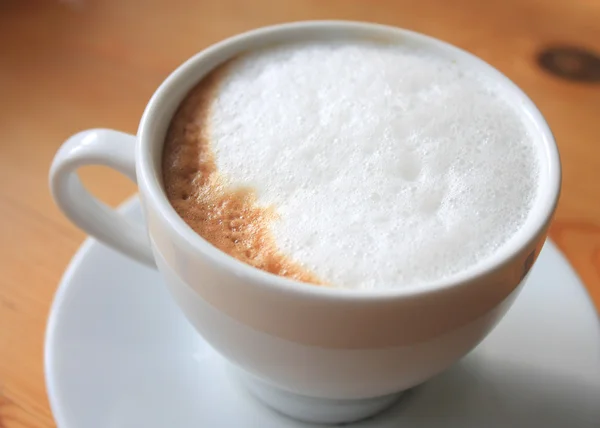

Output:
xmin=0 ymin=0 xmax=598 ymax=426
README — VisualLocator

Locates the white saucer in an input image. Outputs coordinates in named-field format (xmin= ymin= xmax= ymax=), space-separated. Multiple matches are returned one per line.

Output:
xmin=45 ymin=197 xmax=600 ymax=428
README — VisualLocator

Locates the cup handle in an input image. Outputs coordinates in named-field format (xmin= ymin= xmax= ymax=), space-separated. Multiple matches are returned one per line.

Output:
xmin=50 ymin=129 xmax=155 ymax=267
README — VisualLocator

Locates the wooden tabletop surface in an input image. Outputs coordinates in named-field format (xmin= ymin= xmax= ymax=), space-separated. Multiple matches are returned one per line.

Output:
xmin=0 ymin=0 xmax=599 ymax=426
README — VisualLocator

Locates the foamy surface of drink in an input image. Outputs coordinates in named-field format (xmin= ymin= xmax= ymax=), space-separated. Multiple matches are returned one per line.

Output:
xmin=169 ymin=40 xmax=540 ymax=290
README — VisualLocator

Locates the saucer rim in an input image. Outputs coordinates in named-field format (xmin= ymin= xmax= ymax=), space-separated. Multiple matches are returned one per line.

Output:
xmin=45 ymin=197 xmax=146 ymax=427
xmin=44 ymin=196 xmax=595 ymax=428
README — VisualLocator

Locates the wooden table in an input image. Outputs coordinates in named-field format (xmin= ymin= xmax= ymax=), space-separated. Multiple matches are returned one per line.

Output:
xmin=0 ymin=0 xmax=598 ymax=426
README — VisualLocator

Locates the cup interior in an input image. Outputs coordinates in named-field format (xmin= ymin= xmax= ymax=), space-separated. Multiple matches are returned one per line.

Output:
xmin=136 ymin=20 xmax=561 ymax=298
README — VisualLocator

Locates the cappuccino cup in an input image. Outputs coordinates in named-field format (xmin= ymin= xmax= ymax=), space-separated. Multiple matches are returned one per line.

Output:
xmin=50 ymin=21 xmax=560 ymax=424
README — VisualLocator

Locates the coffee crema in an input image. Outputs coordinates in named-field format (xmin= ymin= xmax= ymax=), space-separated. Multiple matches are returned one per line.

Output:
xmin=163 ymin=40 xmax=540 ymax=290
xmin=162 ymin=62 xmax=322 ymax=284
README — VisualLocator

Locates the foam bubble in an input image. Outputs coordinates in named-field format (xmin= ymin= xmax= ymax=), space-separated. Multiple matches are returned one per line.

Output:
xmin=206 ymin=40 xmax=540 ymax=290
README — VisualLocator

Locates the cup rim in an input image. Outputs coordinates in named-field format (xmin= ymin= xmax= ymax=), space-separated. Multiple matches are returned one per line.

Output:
xmin=137 ymin=20 xmax=561 ymax=301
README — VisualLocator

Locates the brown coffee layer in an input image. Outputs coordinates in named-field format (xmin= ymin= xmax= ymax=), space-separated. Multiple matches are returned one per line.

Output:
xmin=162 ymin=61 xmax=322 ymax=285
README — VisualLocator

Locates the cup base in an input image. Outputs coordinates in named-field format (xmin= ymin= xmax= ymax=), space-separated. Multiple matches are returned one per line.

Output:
xmin=236 ymin=372 xmax=403 ymax=425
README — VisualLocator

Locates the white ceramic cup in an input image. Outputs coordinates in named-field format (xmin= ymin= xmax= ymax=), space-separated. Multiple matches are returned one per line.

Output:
xmin=50 ymin=21 xmax=561 ymax=424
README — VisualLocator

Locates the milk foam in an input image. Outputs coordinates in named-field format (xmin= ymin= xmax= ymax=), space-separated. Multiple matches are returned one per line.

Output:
xmin=208 ymin=41 xmax=540 ymax=289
